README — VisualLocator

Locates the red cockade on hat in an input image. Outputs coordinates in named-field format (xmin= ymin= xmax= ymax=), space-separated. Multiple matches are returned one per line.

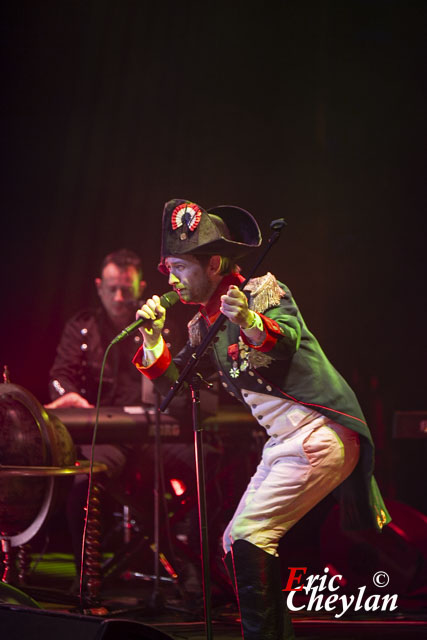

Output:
xmin=171 ymin=202 xmax=202 ymax=232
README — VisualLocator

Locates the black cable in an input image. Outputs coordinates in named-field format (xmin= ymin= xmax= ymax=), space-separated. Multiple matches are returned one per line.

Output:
xmin=78 ymin=341 xmax=113 ymax=609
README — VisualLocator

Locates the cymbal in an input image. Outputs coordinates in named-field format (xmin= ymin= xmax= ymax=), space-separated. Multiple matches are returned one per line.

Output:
xmin=0 ymin=460 xmax=107 ymax=477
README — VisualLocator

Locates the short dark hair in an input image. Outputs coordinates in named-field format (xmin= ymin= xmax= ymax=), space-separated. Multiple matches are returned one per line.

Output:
xmin=100 ymin=249 xmax=142 ymax=277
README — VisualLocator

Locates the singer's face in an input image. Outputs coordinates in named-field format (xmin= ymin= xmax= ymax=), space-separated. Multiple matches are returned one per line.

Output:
xmin=95 ymin=263 xmax=145 ymax=325
xmin=165 ymin=255 xmax=220 ymax=305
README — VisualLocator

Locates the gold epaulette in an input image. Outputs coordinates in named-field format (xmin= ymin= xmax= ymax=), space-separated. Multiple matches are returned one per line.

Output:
xmin=244 ymin=272 xmax=286 ymax=314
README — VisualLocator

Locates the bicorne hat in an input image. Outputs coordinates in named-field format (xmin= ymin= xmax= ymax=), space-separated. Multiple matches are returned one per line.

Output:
xmin=158 ymin=199 xmax=262 ymax=274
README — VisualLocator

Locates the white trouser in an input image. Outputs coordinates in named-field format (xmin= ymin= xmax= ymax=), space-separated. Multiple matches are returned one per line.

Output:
xmin=223 ymin=418 xmax=360 ymax=556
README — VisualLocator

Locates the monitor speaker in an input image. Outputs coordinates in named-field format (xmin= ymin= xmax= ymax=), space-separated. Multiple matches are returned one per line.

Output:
xmin=0 ymin=604 xmax=174 ymax=640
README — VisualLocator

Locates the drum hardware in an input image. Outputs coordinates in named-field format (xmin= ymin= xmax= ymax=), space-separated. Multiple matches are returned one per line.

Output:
xmin=0 ymin=383 xmax=109 ymax=604
xmin=0 ymin=461 xmax=107 ymax=604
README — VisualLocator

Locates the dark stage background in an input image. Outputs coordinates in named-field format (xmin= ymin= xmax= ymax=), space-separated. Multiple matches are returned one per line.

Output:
xmin=1 ymin=1 xmax=426 ymax=504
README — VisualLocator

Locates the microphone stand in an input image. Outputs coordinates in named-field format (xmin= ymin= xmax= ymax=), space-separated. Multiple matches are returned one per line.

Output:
xmin=159 ymin=218 xmax=287 ymax=640
xmin=151 ymin=389 xmax=163 ymax=610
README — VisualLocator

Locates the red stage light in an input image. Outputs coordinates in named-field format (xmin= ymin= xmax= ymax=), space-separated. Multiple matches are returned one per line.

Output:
xmin=169 ymin=478 xmax=186 ymax=496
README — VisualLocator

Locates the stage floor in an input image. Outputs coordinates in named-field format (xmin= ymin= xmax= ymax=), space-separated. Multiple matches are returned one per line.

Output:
xmin=0 ymin=551 xmax=426 ymax=639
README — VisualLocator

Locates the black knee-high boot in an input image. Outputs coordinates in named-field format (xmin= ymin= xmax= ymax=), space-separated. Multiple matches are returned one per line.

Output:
xmin=223 ymin=539 xmax=295 ymax=640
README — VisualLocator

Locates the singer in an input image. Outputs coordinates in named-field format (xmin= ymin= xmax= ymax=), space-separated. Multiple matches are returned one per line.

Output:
xmin=132 ymin=199 xmax=391 ymax=639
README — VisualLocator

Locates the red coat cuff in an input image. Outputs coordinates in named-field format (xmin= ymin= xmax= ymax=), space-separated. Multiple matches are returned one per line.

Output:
xmin=132 ymin=343 xmax=172 ymax=380
xmin=240 ymin=314 xmax=283 ymax=352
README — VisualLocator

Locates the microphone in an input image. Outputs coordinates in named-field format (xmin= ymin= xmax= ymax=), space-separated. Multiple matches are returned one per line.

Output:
xmin=110 ymin=291 xmax=179 ymax=345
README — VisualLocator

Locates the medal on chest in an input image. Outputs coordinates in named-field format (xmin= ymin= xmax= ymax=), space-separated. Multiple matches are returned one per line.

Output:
xmin=227 ymin=337 xmax=250 ymax=378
